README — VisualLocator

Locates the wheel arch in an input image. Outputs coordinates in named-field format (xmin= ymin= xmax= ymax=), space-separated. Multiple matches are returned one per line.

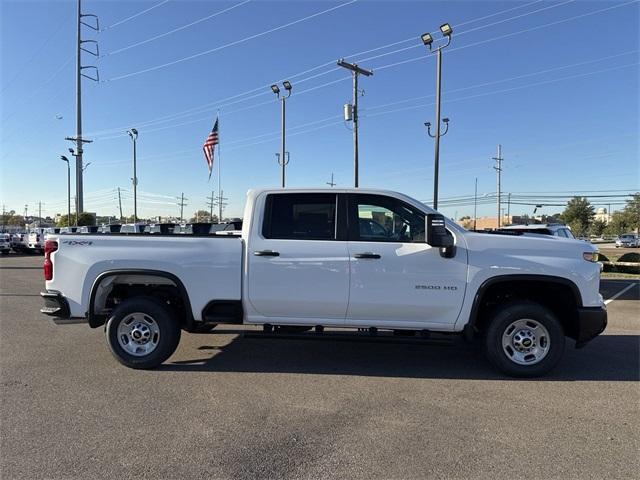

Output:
xmin=88 ymin=269 xmax=194 ymax=329
xmin=467 ymin=274 xmax=583 ymax=341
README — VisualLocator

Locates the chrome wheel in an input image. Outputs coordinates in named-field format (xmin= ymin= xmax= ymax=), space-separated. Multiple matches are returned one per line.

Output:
xmin=117 ymin=312 xmax=160 ymax=357
xmin=501 ymin=318 xmax=550 ymax=366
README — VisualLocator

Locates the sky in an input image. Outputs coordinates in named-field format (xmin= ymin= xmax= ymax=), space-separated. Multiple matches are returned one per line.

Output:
xmin=1 ymin=0 xmax=638 ymax=221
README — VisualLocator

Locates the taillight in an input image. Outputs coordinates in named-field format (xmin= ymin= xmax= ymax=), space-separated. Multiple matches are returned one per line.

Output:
xmin=43 ymin=240 xmax=58 ymax=281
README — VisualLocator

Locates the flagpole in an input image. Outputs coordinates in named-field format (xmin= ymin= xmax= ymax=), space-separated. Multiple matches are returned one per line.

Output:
xmin=217 ymin=109 xmax=222 ymax=223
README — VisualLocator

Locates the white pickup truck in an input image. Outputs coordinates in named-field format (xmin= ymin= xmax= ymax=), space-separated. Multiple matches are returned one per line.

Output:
xmin=40 ymin=188 xmax=607 ymax=376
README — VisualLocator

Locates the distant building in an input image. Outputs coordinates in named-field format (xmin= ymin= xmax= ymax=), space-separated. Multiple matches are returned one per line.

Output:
xmin=594 ymin=207 xmax=611 ymax=224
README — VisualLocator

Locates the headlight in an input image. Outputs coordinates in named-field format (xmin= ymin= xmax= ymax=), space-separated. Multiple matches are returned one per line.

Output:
xmin=583 ymin=252 xmax=599 ymax=262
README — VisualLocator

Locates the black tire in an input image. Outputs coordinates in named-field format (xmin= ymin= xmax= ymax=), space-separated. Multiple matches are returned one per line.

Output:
xmin=105 ymin=297 xmax=181 ymax=369
xmin=484 ymin=302 xmax=565 ymax=378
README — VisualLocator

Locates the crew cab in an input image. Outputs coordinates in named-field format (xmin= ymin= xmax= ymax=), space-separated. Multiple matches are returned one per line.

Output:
xmin=40 ymin=188 xmax=607 ymax=377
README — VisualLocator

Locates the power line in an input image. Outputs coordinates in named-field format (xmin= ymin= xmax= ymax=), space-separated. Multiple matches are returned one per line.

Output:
xmin=372 ymin=0 xmax=638 ymax=74
xmin=87 ymin=0 xmax=569 ymax=137
xmin=106 ymin=0 xmax=358 ymax=81
xmin=106 ymin=0 xmax=251 ymax=56
xmin=103 ymin=0 xmax=171 ymax=31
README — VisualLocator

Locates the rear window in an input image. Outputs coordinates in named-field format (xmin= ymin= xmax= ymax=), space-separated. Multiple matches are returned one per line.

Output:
xmin=262 ymin=193 xmax=337 ymax=240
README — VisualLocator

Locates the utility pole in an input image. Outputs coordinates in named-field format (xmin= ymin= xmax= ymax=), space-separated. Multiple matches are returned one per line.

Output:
xmin=473 ymin=177 xmax=478 ymax=231
xmin=492 ymin=144 xmax=504 ymax=228
xmin=177 ymin=193 xmax=188 ymax=223
xmin=206 ymin=190 xmax=217 ymax=222
xmin=507 ymin=192 xmax=511 ymax=224
xmin=117 ymin=187 xmax=123 ymax=222
xmin=127 ymin=129 xmax=138 ymax=222
xmin=218 ymin=190 xmax=228 ymax=222
xmin=337 ymin=58 xmax=373 ymax=188
xmin=66 ymin=0 xmax=99 ymax=216
xmin=421 ymin=24 xmax=453 ymax=210
xmin=24 ymin=204 xmax=28 ymax=219
xmin=38 ymin=201 xmax=42 ymax=227
xmin=326 ymin=173 xmax=336 ymax=187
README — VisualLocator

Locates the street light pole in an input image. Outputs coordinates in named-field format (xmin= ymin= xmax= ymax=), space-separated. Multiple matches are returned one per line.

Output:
xmin=421 ymin=23 xmax=453 ymax=210
xmin=128 ymin=128 xmax=138 ymax=222
xmin=271 ymin=82 xmax=292 ymax=188
xmin=337 ymin=59 xmax=373 ymax=188
xmin=60 ymin=156 xmax=71 ymax=226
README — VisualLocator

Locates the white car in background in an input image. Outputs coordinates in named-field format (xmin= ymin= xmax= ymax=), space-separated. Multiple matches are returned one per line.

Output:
xmin=500 ymin=223 xmax=575 ymax=239
xmin=615 ymin=234 xmax=639 ymax=248
xmin=0 ymin=234 xmax=10 ymax=255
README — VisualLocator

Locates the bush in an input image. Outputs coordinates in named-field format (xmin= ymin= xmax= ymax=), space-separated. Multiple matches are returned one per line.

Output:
xmin=618 ymin=252 xmax=640 ymax=263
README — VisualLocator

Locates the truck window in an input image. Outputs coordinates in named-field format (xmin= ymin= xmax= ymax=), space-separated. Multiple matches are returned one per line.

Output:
xmin=263 ymin=193 xmax=337 ymax=240
xmin=349 ymin=194 xmax=425 ymax=243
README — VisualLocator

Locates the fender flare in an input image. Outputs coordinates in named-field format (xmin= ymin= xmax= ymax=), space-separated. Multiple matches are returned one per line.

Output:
xmin=466 ymin=274 xmax=583 ymax=336
xmin=88 ymin=269 xmax=194 ymax=328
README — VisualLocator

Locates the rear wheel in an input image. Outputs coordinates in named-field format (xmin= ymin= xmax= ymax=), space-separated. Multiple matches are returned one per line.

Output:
xmin=484 ymin=302 xmax=565 ymax=377
xmin=105 ymin=297 xmax=181 ymax=369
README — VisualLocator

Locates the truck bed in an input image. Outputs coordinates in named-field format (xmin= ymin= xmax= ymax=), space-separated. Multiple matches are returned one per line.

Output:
xmin=46 ymin=234 xmax=243 ymax=320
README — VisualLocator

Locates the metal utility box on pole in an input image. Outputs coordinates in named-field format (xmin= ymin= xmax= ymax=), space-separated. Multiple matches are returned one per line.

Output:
xmin=337 ymin=59 xmax=373 ymax=188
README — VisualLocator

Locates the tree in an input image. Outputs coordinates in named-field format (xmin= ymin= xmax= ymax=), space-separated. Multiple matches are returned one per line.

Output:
xmin=56 ymin=213 xmax=95 ymax=227
xmin=189 ymin=210 xmax=218 ymax=223
xmin=589 ymin=219 xmax=607 ymax=237
xmin=605 ymin=211 xmax=631 ymax=236
xmin=622 ymin=193 xmax=640 ymax=232
xmin=561 ymin=197 xmax=594 ymax=237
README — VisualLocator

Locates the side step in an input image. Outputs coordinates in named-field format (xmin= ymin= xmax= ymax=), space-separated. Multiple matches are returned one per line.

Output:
xmin=242 ymin=325 xmax=455 ymax=346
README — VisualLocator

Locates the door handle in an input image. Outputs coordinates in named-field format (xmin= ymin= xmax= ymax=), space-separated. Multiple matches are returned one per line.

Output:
xmin=354 ymin=252 xmax=381 ymax=259
xmin=254 ymin=250 xmax=280 ymax=257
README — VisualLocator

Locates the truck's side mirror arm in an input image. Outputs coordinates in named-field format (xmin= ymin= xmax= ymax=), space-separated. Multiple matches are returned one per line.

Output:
xmin=426 ymin=213 xmax=456 ymax=258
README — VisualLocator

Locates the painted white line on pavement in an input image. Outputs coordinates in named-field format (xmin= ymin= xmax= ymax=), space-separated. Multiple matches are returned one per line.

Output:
xmin=604 ymin=282 xmax=637 ymax=305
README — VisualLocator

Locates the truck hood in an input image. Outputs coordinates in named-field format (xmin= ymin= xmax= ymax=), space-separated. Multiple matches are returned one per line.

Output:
xmin=463 ymin=231 xmax=596 ymax=260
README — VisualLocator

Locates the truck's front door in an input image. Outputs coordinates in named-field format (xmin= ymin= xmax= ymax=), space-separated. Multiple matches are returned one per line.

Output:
xmin=345 ymin=194 xmax=467 ymax=328
xmin=246 ymin=192 xmax=349 ymax=323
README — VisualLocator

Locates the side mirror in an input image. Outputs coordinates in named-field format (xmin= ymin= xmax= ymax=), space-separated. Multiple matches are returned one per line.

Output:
xmin=426 ymin=214 xmax=453 ymax=247
xmin=426 ymin=213 xmax=455 ymax=258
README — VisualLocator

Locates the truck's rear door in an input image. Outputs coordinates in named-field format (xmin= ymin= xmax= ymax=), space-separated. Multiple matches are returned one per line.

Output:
xmin=246 ymin=192 xmax=349 ymax=322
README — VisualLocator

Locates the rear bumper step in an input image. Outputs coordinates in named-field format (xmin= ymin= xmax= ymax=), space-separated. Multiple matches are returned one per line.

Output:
xmin=40 ymin=290 xmax=71 ymax=320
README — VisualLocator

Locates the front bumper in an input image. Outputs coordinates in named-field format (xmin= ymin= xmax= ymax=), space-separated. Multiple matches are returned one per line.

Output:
xmin=40 ymin=290 xmax=71 ymax=319
xmin=574 ymin=306 xmax=607 ymax=348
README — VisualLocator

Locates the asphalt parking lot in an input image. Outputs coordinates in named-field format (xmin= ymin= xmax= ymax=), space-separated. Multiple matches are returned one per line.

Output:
xmin=1 ymin=255 xmax=638 ymax=479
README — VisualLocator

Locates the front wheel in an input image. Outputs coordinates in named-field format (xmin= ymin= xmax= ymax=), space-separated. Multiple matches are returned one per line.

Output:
xmin=484 ymin=302 xmax=565 ymax=377
xmin=105 ymin=297 xmax=181 ymax=369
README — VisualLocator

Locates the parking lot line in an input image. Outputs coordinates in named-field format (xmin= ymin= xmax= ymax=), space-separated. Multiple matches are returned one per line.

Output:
xmin=604 ymin=282 xmax=637 ymax=305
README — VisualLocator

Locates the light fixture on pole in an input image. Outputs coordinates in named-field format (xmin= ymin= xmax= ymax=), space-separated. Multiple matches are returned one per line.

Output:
xmin=337 ymin=58 xmax=373 ymax=188
xmin=271 ymin=81 xmax=292 ymax=188
xmin=421 ymin=22 xmax=453 ymax=210
xmin=60 ymin=155 xmax=71 ymax=226
xmin=127 ymin=128 xmax=138 ymax=222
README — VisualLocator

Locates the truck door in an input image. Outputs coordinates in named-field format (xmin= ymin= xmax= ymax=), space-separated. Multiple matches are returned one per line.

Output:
xmin=247 ymin=192 xmax=349 ymax=323
xmin=345 ymin=193 xmax=467 ymax=328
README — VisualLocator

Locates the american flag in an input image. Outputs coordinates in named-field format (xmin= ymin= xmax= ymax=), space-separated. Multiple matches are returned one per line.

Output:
xmin=202 ymin=118 xmax=219 ymax=179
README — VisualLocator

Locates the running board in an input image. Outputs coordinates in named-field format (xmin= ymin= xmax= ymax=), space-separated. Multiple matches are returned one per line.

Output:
xmin=242 ymin=326 xmax=455 ymax=346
